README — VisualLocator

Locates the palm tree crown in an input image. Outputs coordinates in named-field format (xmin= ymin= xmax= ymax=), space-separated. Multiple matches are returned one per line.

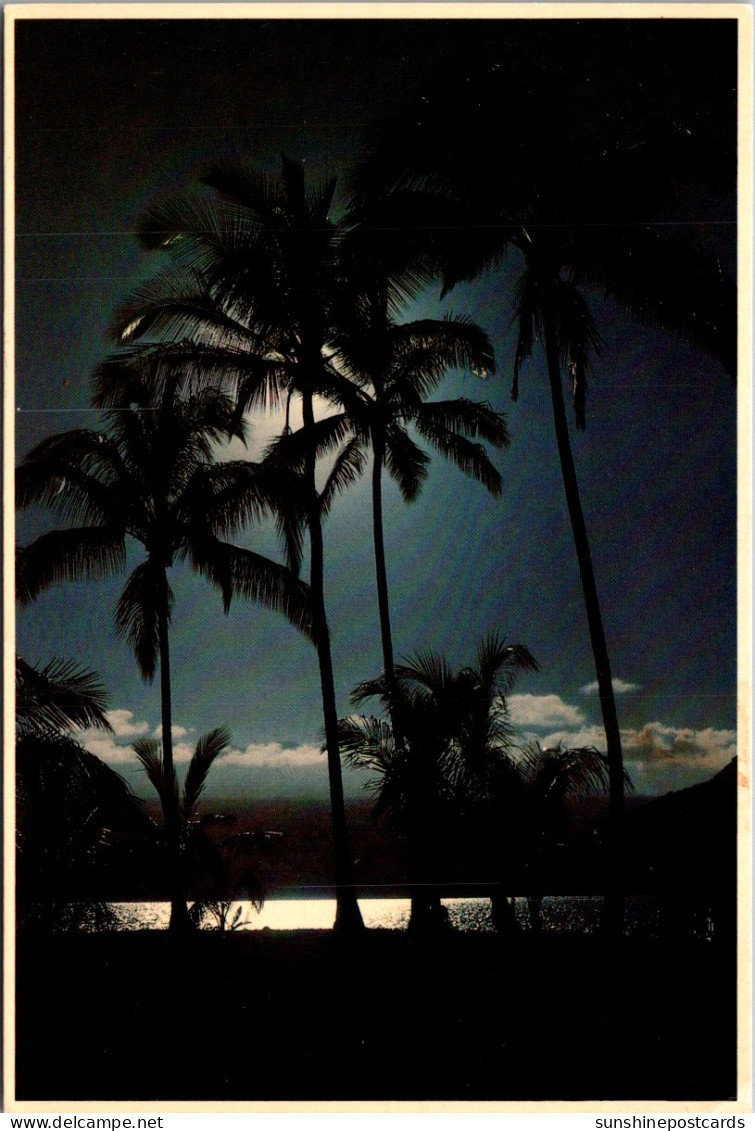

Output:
xmin=342 ymin=633 xmax=538 ymax=930
xmin=17 ymin=350 xmax=312 ymax=678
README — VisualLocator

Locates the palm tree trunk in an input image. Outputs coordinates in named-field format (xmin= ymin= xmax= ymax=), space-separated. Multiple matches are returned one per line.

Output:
xmin=407 ymin=806 xmax=447 ymax=935
xmin=157 ymin=571 xmax=192 ymax=935
xmin=542 ymin=317 xmax=624 ymax=937
xmin=371 ymin=435 xmax=444 ymax=932
xmin=302 ymin=392 xmax=364 ymax=935
xmin=371 ymin=432 xmax=397 ymax=686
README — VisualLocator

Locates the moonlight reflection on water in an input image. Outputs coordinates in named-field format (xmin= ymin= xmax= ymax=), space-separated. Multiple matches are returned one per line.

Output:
xmin=81 ymin=896 xmax=667 ymax=935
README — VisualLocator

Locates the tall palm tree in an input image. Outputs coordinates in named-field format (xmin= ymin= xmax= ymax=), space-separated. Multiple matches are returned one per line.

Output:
xmin=341 ymin=633 xmax=538 ymax=932
xmin=113 ymin=158 xmax=385 ymax=933
xmin=328 ymin=293 xmax=506 ymax=713
xmin=352 ymin=59 xmax=735 ymax=932
xmin=17 ymin=351 xmax=311 ymax=930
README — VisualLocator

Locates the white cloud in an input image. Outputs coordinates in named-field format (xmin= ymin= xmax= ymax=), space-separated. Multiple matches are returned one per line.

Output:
xmin=80 ymin=733 xmax=138 ymax=765
xmin=525 ymin=718 xmax=736 ymax=795
xmin=537 ymin=724 xmax=609 ymax=751
xmin=173 ymin=741 xmax=195 ymax=764
xmin=154 ymin=723 xmax=193 ymax=740
xmin=220 ymin=742 xmax=323 ymax=768
xmin=76 ymin=699 xmax=737 ymax=799
xmin=622 ymin=722 xmax=737 ymax=767
xmin=580 ymin=678 xmax=640 ymax=695
xmin=105 ymin=709 xmax=150 ymax=738
xmin=508 ymin=693 xmax=585 ymax=729
xmin=77 ymin=709 xmax=150 ymax=764
xmin=534 ymin=720 xmax=735 ymax=763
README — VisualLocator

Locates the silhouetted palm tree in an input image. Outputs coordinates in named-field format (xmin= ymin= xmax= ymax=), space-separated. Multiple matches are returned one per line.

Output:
xmin=342 ymin=633 xmax=537 ymax=932
xmin=15 ymin=656 xmax=147 ymax=932
xmin=502 ymin=742 xmax=621 ymax=933
xmin=134 ymin=725 xmax=239 ymax=926
xmin=114 ymin=158 xmax=377 ymax=933
xmin=352 ymin=59 xmax=735 ymax=931
xmin=329 ymin=294 xmax=505 ymax=717
xmin=17 ymin=352 xmax=311 ymax=930
xmin=466 ymin=740 xmax=621 ymax=936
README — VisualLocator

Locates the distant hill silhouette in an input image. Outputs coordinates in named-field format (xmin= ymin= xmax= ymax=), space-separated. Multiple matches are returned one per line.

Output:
xmin=624 ymin=758 xmax=737 ymax=938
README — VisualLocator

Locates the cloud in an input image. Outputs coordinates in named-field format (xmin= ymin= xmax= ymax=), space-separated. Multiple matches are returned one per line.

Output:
xmin=173 ymin=741 xmax=196 ymax=764
xmin=528 ymin=719 xmax=736 ymax=796
xmin=77 ymin=709 xmax=150 ymax=764
xmin=580 ymin=678 xmax=640 ymax=695
xmin=220 ymin=742 xmax=323 ymax=768
xmin=536 ymin=724 xmax=609 ymax=751
xmin=535 ymin=720 xmax=736 ymax=766
xmin=105 ymin=709 xmax=150 ymax=738
xmin=622 ymin=722 xmax=737 ymax=767
xmin=80 ymin=733 xmax=138 ymax=765
xmin=508 ymin=694 xmax=585 ymax=729
xmin=154 ymin=723 xmax=194 ymax=740
xmin=77 ymin=701 xmax=737 ymax=799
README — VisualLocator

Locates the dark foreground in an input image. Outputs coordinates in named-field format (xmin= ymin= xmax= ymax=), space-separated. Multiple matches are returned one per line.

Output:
xmin=16 ymin=930 xmax=737 ymax=1102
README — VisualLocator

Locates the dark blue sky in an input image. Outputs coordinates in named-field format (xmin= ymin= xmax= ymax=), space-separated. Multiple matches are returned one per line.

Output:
xmin=13 ymin=16 xmax=739 ymax=799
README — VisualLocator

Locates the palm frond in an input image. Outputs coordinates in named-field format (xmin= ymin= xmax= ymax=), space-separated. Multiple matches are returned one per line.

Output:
xmin=382 ymin=424 xmax=429 ymax=502
xmin=339 ymin=714 xmax=396 ymax=776
xmin=114 ymin=263 xmax=255 ymax=348
xmin=94 ymin=342 xmax=284 ymax=419
xmin=177 ymin=460 xmax=274 ymax=545
xmin=395 ymin=650 xmax=454 ymax=700
xmin=320 ymin=438 xmax=368 ymax=516
xmin=391 ymin=316 xmax=497 ymax=388
xmin=518 ymin=742 xmax=631 ymax=805
xmin=570 ymin=225 xmax=736 ymax=379
xmin=263 ymin=413 xmax=354 ymax=473
xmin=183 ymin=726 xmax=231 ymax=820
xmin=511 ymin=268 xmax=540 ymax=404
xmin=16 ymin=430 xmax=129 ymax=527
xmin=350 ymin=673 xmax=391 ymax=707
xmin=415 ymin=399 xmax=509 ymax=448
xmin=16 ymin=656 xmax=113 ymax=738
xmin=17 ymin=528 xmax=126 ymax=606
xmin=474 ymin=633 xmax=540 ymax=695
xmin=410 ymin=418 xmax=503 ymax=496
xmin=132 ymin=736 xmax=177 ymax=821
xmin=201 ymin=160 xmax=277 ymax=214
xmin=338 ymin=713 xmax=409 ymax=824
xmin=208 ymin=544 xmax=313 ymax=638
xmin=114 ymin=561 xmax=170 ymax=682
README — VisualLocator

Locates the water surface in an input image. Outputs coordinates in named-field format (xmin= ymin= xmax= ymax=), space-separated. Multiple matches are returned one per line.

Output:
xmin=101 ymin=895 xmax=665 ymax=935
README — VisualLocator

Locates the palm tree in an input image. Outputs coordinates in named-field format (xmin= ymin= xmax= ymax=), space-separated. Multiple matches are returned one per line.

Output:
xmin=501 ymin=742 xmax=622 ymax=934
xmin=113 ymin=158 xmax=375 ymax=933
xmin=15 ymin=656 xmax=148 ymax=932
xmin=17 ymin=350 xmax=312 ymax=930
xmin=341 ymin=633 xmax=538 ymax=932
xmin=133 ymin=725 xmax=237 ymax=926
xmin=328 ymin=290 xmax=506 ymax=716
xmin=352 ymin=59 xmax=735 ymax=932
xmin=341 ymin=662 xmax=456 ymax=933
xmin=342 ymin=636 xmax=628 ymax=935
xmin=460 ymin=739 xmax=621 ymax=936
